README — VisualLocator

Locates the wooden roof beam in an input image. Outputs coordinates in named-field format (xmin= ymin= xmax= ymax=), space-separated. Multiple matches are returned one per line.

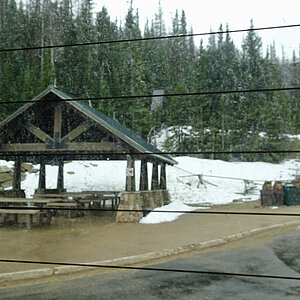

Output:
xmin=61 ymin=120 xmax=93 ymax=143
xmin=26 ymin=123 xmax=53 ymax=143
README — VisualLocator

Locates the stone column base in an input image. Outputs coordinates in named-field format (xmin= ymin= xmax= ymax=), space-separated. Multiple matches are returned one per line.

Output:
xmin=116 ymin=190 xmax=171 ymax=223
xmin=115 ymin=192 xmax=143 ymax=223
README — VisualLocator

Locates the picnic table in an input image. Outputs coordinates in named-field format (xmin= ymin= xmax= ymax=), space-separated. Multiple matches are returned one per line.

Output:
xmin=0 ymin=197 xmax=60 ymax=205
xmin=34 ymin=193 xmax=94 ymax=217
xmin=0 ymin=197 xmax=59 ymax=229
xmin=0 ymin=191 xmax=122 ymax=229
xmin=0 ymin=209 xmax=40 ymax=229
xmin=81 ymin=191 xmax=121 ymax=209
xmin=34 ymin=193 xmax=93 ymax=199
xmin=35 ymin=191 xmax=121 ymax=209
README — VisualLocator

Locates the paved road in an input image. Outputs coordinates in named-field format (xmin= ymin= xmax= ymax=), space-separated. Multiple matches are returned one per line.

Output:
xmin=1 ymin=229 xmax=300 ymax=299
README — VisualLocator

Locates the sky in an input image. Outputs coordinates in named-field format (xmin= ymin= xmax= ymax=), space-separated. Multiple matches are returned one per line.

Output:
xmin=93 ymin=0 xmax=300 ymax=58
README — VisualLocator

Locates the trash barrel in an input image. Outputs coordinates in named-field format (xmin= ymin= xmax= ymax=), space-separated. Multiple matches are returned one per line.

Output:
xmin=283 ymin=184 xmax=300 ymax=206
xmin=273 ymin=181 xmax=283 ymax=206
xmin=292 ymin=180 xmax=300 ymax=192
xmin=260 ymin=181 xmax=274 ymax=206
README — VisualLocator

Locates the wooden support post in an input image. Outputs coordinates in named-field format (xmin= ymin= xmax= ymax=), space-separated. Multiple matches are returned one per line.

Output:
xmin=160 ymin=163 xmax=167 ymax=190
xmin=13 ymin=158 xmax=21 ymax=190
xmin=151 ymin=161 xmax=159 ymax=190
xmin=39 ymin=161 xmax=46 ymax=189
xmin=13 ymin=213 xmax=18 ymax=224
xmin=57 ymin=160 xmax=64 ymax=190
xmin=125 ymin=155 xmax=135 ymax=192
xmin=26 ymin=214 xmax=32 ymax=230
xmin=54 ymin=105 xmax=62 ymax=141
xmin=140 ymin=159 xmax=148 ymax=191
xmin=45 ymin=211 xmax=52 ymax=224
xmin=2 ymin=213 xmax=8 ymax=225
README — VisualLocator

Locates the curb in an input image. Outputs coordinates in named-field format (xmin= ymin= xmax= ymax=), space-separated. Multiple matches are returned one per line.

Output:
xmin=1 ymin=220 xmax=300 ymax=282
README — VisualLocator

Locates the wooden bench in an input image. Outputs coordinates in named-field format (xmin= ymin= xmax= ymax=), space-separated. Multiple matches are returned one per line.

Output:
xmin=82 ymin=191 xmax=121 ymax=209
xmin=34 ymin=193 xmax=93 ymax=199
xmin=0 ymin=209 xmax=40 ymax=230
xmin=78 ymin=199 xmax=101 ymax=203
xmin=44 ymin=202 xmax=80 ymax=218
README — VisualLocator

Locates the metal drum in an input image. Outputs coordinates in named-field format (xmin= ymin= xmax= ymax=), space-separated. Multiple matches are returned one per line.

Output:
xmin=260 ymin=181 xmax=274 ymax=206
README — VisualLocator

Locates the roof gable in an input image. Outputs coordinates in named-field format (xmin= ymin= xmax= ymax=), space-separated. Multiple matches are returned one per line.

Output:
xmin=0 ymin=86 xmax=177 ymax=165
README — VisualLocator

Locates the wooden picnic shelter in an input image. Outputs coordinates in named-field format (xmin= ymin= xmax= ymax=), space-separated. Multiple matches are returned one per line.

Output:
xmin=0 ymin=86 xmax=177 ymax=224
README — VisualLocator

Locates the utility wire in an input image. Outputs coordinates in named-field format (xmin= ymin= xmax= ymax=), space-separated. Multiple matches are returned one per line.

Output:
xmin=0 ymin=23 xmax=299 ymax=53
xmin=0 ymin=149 xmax=299 ymax=157
xmin=1 ymin=206 xmax=300 ymax=216
xmin=0 ymin=259 xmax=299 ymax=281
xmin=1 ymin=86 xmax=299 ymax=106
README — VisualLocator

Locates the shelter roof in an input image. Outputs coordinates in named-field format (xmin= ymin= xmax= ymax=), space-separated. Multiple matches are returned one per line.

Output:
xmin=0 ymin=86 xmax=177 ymax=165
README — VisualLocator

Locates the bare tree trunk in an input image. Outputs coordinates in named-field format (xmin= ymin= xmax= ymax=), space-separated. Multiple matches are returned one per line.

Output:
xmin=221 ymin=95 xmax=225 ymax=150
xmin=211 ymin=130 xmax=215 ymax=160
xmin=49 ymin=1 xmax=56 ymax=86
xmin=41 ymin=2 xmax=44 ymax=73
xmin=222 ymin=112 xmax=225 ymax=150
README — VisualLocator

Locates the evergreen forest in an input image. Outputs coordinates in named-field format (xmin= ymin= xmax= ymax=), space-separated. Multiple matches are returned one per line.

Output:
xmin=1 ymin=0 xmax=300 ymax=162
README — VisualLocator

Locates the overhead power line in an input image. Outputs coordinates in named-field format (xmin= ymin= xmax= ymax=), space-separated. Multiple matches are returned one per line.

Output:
xmin=0 ymin=23 xmax=299 ymax=53
xmin=0 ymin=149 xmax=299 ymax=157
xmin=1 ymin=86 xmax=300 ymax=106
xmin=1 ymin=206 xmax=300 ymax=216
xmin=0 ymin=259 xmax=300 ymax=281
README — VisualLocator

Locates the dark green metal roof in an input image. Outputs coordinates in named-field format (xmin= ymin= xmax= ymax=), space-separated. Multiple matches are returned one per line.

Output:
xmin=0 ymin=85 xmax=177 ymax=165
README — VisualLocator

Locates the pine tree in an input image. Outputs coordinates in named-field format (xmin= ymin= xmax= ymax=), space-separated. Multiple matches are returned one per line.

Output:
xmin=93 ymin=6 xmax=119 ymax=115
xmin=0 ymin=2 xmax=298 ymax=163
xmin=55 ymin=0 xmax=78 ymax=92
xmin=71 ymin=0 xmax=96 ymax=97
xmin=287 ymin=51 xmax=300 ymax=133
xmin=106 ymin=2 xmax=150 ymax=137
xmin=239 ymin=20 xmax=267 ymax=159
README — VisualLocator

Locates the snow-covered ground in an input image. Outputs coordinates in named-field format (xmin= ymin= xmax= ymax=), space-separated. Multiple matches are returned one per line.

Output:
xmin=2 ymin=157 xmax=300 ymax=224
xmin=167 ymin=157 xmax=300 ymax=205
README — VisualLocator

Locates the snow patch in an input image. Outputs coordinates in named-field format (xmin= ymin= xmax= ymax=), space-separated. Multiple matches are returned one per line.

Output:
xmin=140 ymin=202 xmax=207 ymax=224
